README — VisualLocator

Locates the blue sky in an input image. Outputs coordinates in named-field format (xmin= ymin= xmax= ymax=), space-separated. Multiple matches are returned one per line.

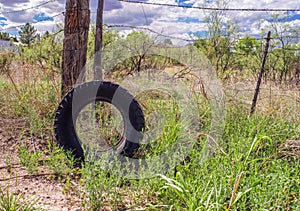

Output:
xmin=33 ymin=13 xmax=54 ymax=22
xmin=0 ymin=0 xmax=299 ymax=44
xmin=267 ymin=12 xmax=300 ymax=23
xmin=176 ymin=0 xmax=194 ymax=7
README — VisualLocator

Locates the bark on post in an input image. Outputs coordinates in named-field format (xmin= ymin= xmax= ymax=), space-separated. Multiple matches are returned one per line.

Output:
xmin=61 ymin=0 xmax=90 ymax=96
xmin=94 ymin=0 xmax=104 ymax=80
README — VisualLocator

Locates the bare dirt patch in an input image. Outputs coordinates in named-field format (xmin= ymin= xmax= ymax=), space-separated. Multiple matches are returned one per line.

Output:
xmin=0 ymin=127 xmax=83 ymax=211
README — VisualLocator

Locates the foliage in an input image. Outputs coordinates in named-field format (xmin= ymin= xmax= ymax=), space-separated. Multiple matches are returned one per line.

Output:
xmin=235 ymin=36 xmax=261 ymax=56
xmin=119 ymin=31 xmax=155 ymax=72
xmin=20 ymin=30 xmax=63 ymax=72
xmin=18 ymin=144 xmax=41 ymax=174
xmin=1 ymin=16 xmax=300 ymax=210
xmin=229 ymin=32 xmax=300 ymax=82
xmin=194 ymin=36 xmax=234 ymax=75
xmin=0 ymin=186 xmax=39 ymax=211
xmin=87 ymin=25 xmax=120 ymax=59
xmin=0 ymin=32 xmax=10 ymax=41
xmin=266 ymin=14 xmax=300 ymax=81
xmin=102 ymin=31 xmax=158 ymax=75
xmin=155 ymin=107 xmax=299 ymax=210
xmin=229 ymin=36 xmax=263 ymax=78
xmin=193 ymin=1 xmax=300 ymax=83
xmin=163 ymin=38 xmax=173 ymax=46
xmin=18 ymin=23 xmax=37 ymax=47
xmin=1 ymin=61 xmax=300 ymax=209
xmin=0 ymin=50 xmax=15 ymax=75
xmin=0 ymin=68 xmax=60 ymax=138
xmin=196 ymin=0 xmax=238 ymax=76
xmin=80 ymin=161 xmax=123 ymax=209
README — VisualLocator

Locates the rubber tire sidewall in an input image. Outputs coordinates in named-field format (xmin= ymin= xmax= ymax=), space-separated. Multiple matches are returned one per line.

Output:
xmin=54 ymin=81 xmax=145 ymax=161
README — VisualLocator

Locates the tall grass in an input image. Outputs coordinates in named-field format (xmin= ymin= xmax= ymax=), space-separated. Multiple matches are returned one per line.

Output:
xmin=77 ymin=102 xmax=299 ymax=210
xmin=156 ymin=107 xmax=299 ymax=210
xmin=0 ymin=66 xmax=299 ymax=210
xmin=0 ymin=66 xmax=60 ymax=137
xmin=0 ymin=184 xmax=39 ymax=211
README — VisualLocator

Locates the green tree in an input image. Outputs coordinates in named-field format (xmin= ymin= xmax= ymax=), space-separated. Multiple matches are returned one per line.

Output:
xmin=266 ymin=14 xmax=300 ymax=81
xmin=18 ymin=23 xmax=37 ymax=47
xmin=163 ymin=38 xmax=173 ymax=46
xmin=87 ymin=25 xmax=119 ymax=59
xmin=20 ymin=30 xmax=63 ymax=72
xmin=195 ymin=0 xmax=238 ymax=76
xmin=122 ymin=31 xmax=154 ymax=72
xmin=101 ymin=31 xmax=155 ymax=75
xmin=233 ymin=35 xmax=263 ymax=77
xmin=0 ymin=32 xmax=10 ymax=40
xmin=43 ymin=31 xmax=51 ymax=39
xmin=235 ymin=35 xmax=260 ymax=56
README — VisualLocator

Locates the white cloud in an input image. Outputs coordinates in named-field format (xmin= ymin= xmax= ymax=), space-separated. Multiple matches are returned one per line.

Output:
xmin=0 ymin=0 xmax=299 ymax=42
xmin=0 ymin=0 xmax=64 ymax=34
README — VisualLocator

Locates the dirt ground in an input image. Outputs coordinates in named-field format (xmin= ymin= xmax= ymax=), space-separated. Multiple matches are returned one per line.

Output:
xmin=0 ymin=120 xmax=83 ymax=211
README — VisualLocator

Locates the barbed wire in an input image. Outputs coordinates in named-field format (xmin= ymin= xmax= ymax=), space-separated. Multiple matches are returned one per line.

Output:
xmin=106 ymin=24 xmax=195 ymax=42
xmin=0 ymin=12 xmax=63 ymax=32
xmin=0 ymin=0 xmax=299 ymax=42
xmin=106 ymin=24 xmax=300 ymax=46
xmin=0 ymin=1 xmax=298 ymax=52
xmin=118 ymin=0 xmax=300 ymax=12
xmin=257 ymin=36 xmax=300 ymax=40
xmin=0 ymin=0 xmax=56 ymax=15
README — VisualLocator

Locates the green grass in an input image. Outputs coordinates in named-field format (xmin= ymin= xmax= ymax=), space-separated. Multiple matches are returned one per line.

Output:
xmin=0 ymin=69 xmax=299 ymax=210
xmin=0 ymin=185 xmax=39 ymax=211
xmin=77 ymin=102 xmax=299 ymax=210
xmin=0 ymin=74 xmax=60 ymax=138
xmin=153 ymin=108 xmax=300 ymax=210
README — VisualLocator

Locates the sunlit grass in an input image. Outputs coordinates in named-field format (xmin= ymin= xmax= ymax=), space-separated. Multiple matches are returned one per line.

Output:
xmin=0 ymin=67 xmax=299 ymax=210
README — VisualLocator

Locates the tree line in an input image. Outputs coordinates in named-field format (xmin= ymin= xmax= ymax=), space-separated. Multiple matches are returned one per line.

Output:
xmin=1 ymin=12 xmax=300 ymax=84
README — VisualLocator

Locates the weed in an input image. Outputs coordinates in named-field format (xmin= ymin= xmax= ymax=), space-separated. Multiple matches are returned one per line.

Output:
xmin=45 ymin=141 xmax=75 ymax=177
xmin=1 ymin=61 xmax=300 ymax=210
xmin=17 ymin=144 xmax=40 ymax=174
xmin=4 ymin=154 xmax=13 ymax=174
xmin=0 ymin=185 xmax=39 ymax=211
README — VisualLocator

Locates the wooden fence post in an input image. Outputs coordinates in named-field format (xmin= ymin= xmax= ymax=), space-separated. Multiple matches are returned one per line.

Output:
xmin=250 ymin=31 xmax=271 ymax=115
xmin=94 ymin=0 xmax=104 ymax=80
xmin=61 ymin=0 xmax=90 ymax=96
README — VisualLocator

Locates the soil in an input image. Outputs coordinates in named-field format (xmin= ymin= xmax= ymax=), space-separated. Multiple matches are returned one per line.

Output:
xmin=0 ymin=121 xmax=83 ymax=211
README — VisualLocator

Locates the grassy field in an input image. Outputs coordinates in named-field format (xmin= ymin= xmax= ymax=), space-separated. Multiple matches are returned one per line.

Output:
xmin=0 ymin=63 xmax=299 ymax=210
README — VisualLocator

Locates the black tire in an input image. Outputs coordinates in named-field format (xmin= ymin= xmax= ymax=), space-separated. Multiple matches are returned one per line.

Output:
xmin=54 ymin=81 xmax=145 ymax=161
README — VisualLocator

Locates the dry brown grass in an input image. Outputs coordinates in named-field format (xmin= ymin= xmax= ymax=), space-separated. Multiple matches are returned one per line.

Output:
xmin=278 ymin=140 xmax=300 ymax=159
xmin=225 ymin=80 xmax=300 ymax=122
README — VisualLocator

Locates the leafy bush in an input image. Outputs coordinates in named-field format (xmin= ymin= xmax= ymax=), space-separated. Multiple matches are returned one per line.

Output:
xmin=0 ymin=50 xmax=15 ymax=75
